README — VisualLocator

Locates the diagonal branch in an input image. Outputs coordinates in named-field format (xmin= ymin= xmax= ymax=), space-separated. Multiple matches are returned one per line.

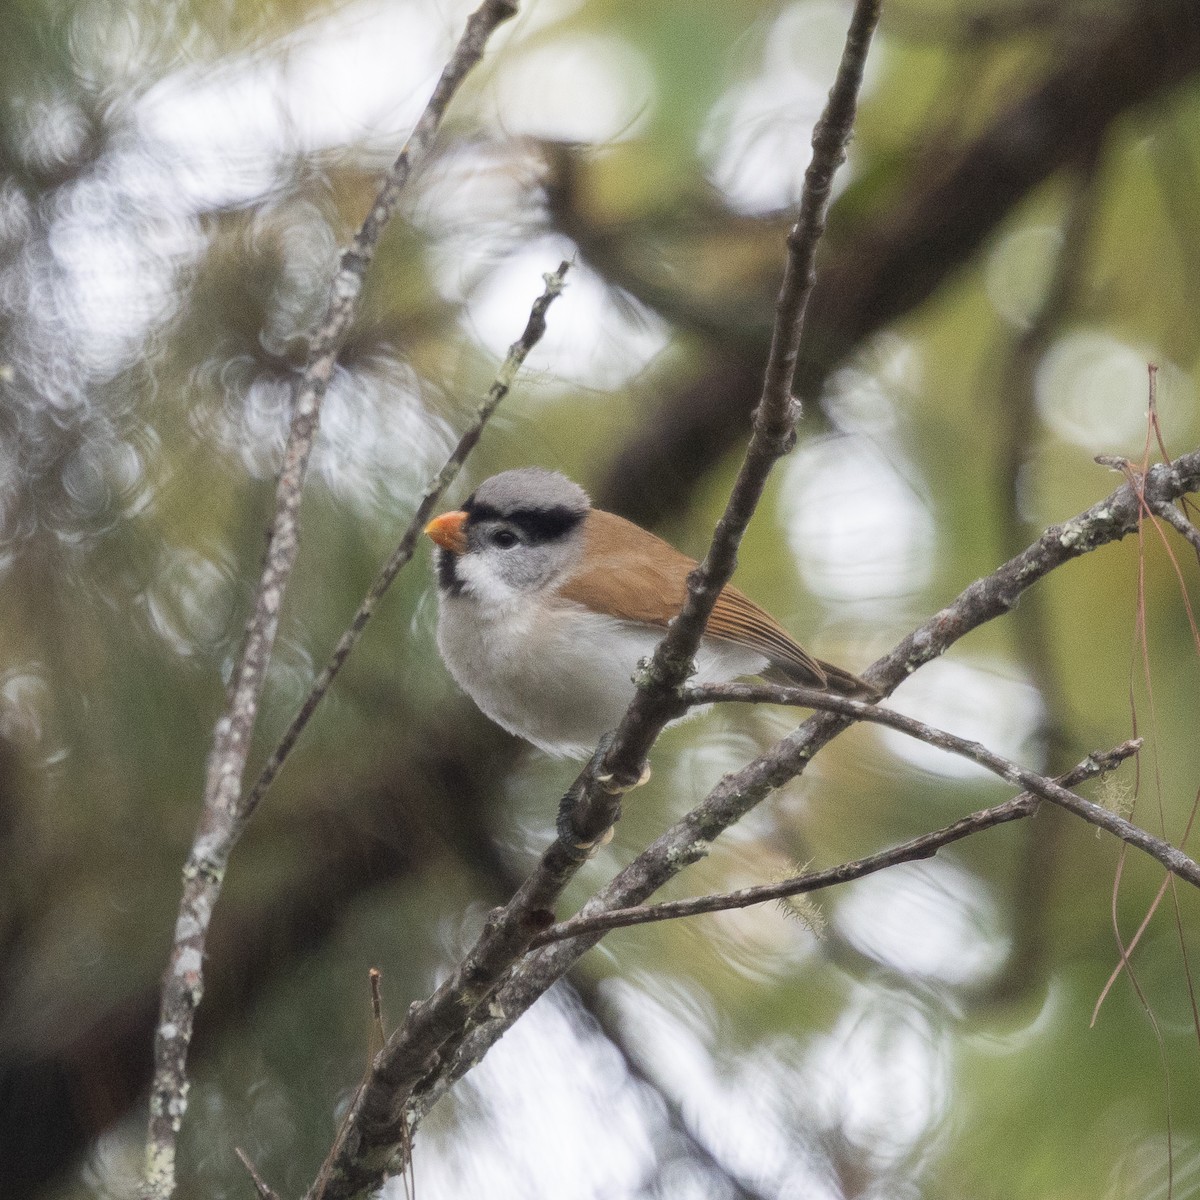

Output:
xmin=532 ymin=740 xmax=1142 ymax=947
xmin=235 ymin=1149 xmax=282 ymax=1200
xmin=408 ymin=448 xmax=1200 ymax=1122
xmin=605 ymin=453 xmax=1200 ymax=911
xmin=299 ymin=5 xmax=885 ymax=1199
xmin=243 ymin=260 xmax=570 ymax=816
xmin=141 ymin=3 xmax=520 ymax=1197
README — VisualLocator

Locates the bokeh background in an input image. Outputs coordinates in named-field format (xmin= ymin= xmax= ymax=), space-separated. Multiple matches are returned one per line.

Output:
xmin=1 ymin=0 xmax=1199 ymax=1197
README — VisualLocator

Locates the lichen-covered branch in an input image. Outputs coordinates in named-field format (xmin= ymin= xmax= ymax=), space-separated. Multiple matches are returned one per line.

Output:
xmin=141 ymin=3 xmax=519 ymax=1197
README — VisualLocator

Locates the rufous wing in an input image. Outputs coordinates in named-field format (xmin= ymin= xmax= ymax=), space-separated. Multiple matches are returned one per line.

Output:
xmin=556 ymin=509 xmax=842 ymax=689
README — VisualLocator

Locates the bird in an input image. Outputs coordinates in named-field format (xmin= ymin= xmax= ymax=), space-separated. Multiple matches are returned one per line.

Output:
xmin=425 ymin=467 xmax=877 ymax=761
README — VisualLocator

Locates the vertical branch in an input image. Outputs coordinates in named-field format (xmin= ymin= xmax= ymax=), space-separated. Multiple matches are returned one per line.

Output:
xmin=141 ymin=4 xmax=520 ymax=1197
xmin=989 ymin=145 xmax=1104 ymax=1001
xmin=562 ymin=0 xmax=885 ymax=845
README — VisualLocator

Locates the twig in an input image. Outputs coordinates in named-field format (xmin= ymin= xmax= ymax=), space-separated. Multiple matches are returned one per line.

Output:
xmin=141 ymin=4 xmax=519 ymax=1198
xmin=298 ymin=6 xmax=884 ymax=1199
xmin=235 ymin=1149 xmax=282 ymax=1200
xmin=243 ymin=260 xmax=569 ymax=816
xmin=369 ymin=968 xmax=386 ymax=1049
xmin=683 ymin=683 xmax=1200 ymax=886
xmin=532 ymin=741 xmax=1140 ymax=947
xmin=1149 ymin=498 xmax=1200 ymax=556
xmin=407 ymin=445 xmax=1200 ymax=1122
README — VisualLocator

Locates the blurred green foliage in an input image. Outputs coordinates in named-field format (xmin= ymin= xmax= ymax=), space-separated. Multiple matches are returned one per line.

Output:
xmin=0 ymin=0 xmax=1198 ymax=1198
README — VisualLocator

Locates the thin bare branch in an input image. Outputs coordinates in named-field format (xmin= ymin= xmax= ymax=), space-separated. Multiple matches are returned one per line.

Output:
xmin=141 ymin=3 xmax=519 ymax=1197
xmin=244 ymin=260 xmax=570 ymax=815
xmin=688 ymin=681 xmax=1200 ymax=886
xmin=235 ymin=1149 xmax=282 ymax=1200
xmin=532 ymin=741 xmax=1141 ymax=946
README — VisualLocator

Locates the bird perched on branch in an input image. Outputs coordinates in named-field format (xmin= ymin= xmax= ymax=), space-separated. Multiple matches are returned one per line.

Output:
xmin=425 ymin=467 xmax=876 ymax=759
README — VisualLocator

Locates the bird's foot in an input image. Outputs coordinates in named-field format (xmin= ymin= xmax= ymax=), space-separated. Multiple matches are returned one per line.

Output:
xmin=595 ymin=760 xmax=651 ymax=794
xmin=572 ymin=824 xmax=615 ymax=855
xmin=555 ymin=735 xmax=649 ymax=854
xmin=556 ymin=784 xmax=615 ymax=857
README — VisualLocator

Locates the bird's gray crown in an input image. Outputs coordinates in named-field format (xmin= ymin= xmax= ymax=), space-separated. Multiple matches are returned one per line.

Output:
xmin=466 ymin=468 xmax=590 ymax=520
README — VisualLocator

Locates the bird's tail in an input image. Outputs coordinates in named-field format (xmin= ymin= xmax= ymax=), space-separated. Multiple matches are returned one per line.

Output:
xmin=764 ymin=657 xmax=881 ymax=700
xmin=815 ymin=658 xmax=882 ymax=701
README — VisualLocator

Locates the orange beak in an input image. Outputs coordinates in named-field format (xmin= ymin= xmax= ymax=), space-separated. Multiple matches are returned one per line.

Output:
xmin=424 ymin=510 xmax=469 ymax=553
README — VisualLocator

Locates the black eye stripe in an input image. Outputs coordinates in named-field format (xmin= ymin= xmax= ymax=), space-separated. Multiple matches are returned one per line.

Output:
xmin=507 ymin=506 xmax=583 ymax=542
xmin=465 ymin=503 xmax=583 ymax=544
xmin=462 ymin=498 xmax=497 ymax=521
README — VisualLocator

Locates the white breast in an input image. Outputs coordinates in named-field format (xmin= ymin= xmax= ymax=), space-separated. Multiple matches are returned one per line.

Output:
xmin=436 ymin=591 xmax=766 ymax=759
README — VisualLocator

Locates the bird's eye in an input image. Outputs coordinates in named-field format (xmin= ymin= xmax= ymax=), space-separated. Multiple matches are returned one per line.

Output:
xmin=489 ymin=528 xmax=519 ymax=549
